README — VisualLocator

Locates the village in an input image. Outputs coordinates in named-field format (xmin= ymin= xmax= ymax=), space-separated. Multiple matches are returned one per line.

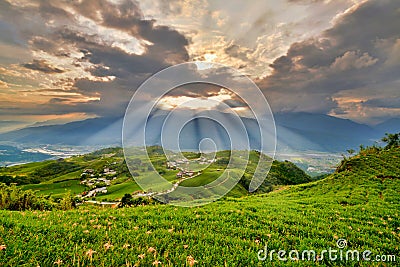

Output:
xmin=166 ymin=156 xmax=217 ymax=178
xmin=76 ymin=155 xmax=218 ymax=201
xmin=77 ymin=166 xmax=118 ymax=199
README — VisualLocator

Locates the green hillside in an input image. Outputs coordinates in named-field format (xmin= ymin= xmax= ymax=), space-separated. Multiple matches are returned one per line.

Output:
xmin=0 ymin=146 xmax=398 ymax=266
xmin=0 ymin=148 xmax=311 ymax=201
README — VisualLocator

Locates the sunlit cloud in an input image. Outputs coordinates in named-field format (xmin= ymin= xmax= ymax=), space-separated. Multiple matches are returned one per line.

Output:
xmin=157 ymin=88 xmax=233 ymax=110
xmin=0 ymin=0 xmax=398 ymax=125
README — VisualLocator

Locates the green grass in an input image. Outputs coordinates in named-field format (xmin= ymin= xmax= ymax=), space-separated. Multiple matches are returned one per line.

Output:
xmin=95 ymin=179 xmax=141 ymax=201
xmin=0 ymin=147 xmax=399 ymax=266
xmin=21 ymin=180 xmax=88 ymax=199
xmin=0 ymin=148 xmax=311 ymax=202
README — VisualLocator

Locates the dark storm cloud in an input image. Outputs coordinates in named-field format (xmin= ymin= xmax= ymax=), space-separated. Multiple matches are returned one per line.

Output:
xmin=59 ymin=0 xmax=190 ymax=114
xmin=258 ymin=0 xmax=400 ymax=114
xmin=69 ymin=0 xmax=189 ymax=64
xmin=222 ymin=99 xmax=248 ymax=108
xmin=0 ymin=0 xmax=191 ymax=118
xmin=24 ymin=0 xmax=189 ymax=116
xmin=22 ymin=59 xmax=65 ymax=74
xmin=224 ymin=44 xmax=250 ymax=62
xmin=163 ymin=83 xmax=224 ymax=97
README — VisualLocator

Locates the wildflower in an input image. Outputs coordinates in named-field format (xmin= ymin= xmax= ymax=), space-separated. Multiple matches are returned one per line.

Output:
xmin=146 ymin=230 xmax=152 ymax=234
xmin=152 ymin=260 xmax=161 ymax=266
xmin=147 ymin=247 xmax=156 ymax=253
xmin=168 ymin=228 xmax=174 ymax=233
xmin=123 ymin=243 xmax=130 ymax=249
xmin=85 ymin=249 xmax=96 ymax=258
xmin=104 ymin=242 xmax=113 ymax=251
xmin=83 ymin=230 xmax=89 ymax=234
xmin=266 ymin=234 xmax=272 ymax=238
xmin=183 ymin=245 xmax=189 ymax=249
xmin=187 ymin=255 xmax=197 ymax=266
xmin=138 ymin=254 xmax=145 ymax=259
xmin=53 ymin=259 xmax=63 ymax=265
xmin=0 ymin=245 xmax=6 ymax=251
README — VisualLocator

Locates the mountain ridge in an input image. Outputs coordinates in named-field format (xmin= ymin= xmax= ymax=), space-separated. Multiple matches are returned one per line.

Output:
xmin=0 ymin=112 xmax=396 ymax=152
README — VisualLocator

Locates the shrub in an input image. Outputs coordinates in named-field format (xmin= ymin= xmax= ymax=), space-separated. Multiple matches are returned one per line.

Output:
xmin=0 ymin=183 xmax=54 ymax=211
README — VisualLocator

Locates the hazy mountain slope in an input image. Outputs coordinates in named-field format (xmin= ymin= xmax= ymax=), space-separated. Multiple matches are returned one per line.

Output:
xmin=0 ymin=112 xmax=395 ymax=152
xmin=0 ymin=117 xmax=123 ymax=146
xmin=374 ymin=118 xmax=400 ymax=135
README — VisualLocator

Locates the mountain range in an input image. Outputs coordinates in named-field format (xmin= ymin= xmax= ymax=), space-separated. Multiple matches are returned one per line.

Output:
xmin=0 ymin=112 xmax=398 ymax=153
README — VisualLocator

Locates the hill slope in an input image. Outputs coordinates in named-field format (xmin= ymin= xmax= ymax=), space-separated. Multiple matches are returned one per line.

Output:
xmin=0 ymin=148 xmax=311 ymax=200
xmin=0 ymin=147 xmax=398 ymax=266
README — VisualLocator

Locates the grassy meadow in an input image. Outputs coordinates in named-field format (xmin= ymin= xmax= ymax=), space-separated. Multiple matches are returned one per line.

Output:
xmin=0 ymin=147 xmax=398 ymax=266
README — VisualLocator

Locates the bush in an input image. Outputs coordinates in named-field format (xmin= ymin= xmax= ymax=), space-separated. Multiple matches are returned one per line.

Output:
xmin=119 ymin=194 xmax=154 ymax=207
xmin=58 ymin=192 xmax=76 ymax=210
xmin=0 ymin=183 xmax=54 ymax=211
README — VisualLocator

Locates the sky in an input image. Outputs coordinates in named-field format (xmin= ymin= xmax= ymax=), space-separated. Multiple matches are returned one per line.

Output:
xmin=0 ymin=0 xmax=399 ymax=132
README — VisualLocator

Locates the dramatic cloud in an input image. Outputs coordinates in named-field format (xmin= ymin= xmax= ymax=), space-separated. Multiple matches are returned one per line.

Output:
xmin=331 ymin=51 xmax=378 ymax=71
xmin=0 ymin=0 xmax=398 ymax=125
xmin=22 ymin=59 xmax=65 ymax=74
xmin=0 ymin=0 xmax=190 ymax=120
xmin=256 ymin=0 xmax=400 ymax=122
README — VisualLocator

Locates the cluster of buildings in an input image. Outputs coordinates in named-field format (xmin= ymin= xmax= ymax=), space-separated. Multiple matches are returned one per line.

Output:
xmin=176 ymin=170 xmax=196 ymax=178
xmin=80 ymin=187 xmax=108 ymax=198
xmin=78 ymin=167 xmax=118 ymax=198
xmin=167 ymin=157 xmax=217 ymax=178
xmin=167 ymin=157 xmax=216 ymax=169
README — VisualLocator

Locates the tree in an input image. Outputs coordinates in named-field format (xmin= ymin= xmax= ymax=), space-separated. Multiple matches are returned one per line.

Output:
xmin=120 ymin=193 xmax=133 ymax=207
xmin=381 ymin=132 xmax=400 ymax=149
xmin=346 ymin=149 xmax=355 ymax=155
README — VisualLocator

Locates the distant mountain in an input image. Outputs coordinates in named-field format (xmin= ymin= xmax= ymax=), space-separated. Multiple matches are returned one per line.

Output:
xmin=0 ymin=117 xmax=123 ymax=146
xmin=0 ymin=112 xmax=398 ymax=152
xmin=274 ymin=113 xmax=380 ymax=151
xmin=374 ymin=118 xmax=400 ymax=135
